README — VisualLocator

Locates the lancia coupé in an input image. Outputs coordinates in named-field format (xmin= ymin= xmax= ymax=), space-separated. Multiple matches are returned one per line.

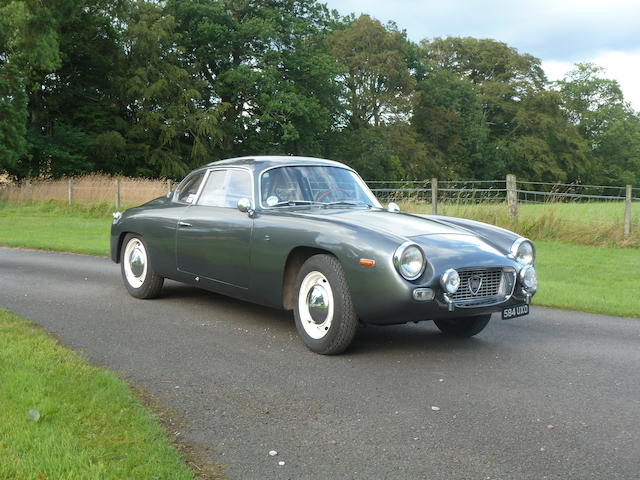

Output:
xmin=111 ymin=156 xmax=537 ymax=354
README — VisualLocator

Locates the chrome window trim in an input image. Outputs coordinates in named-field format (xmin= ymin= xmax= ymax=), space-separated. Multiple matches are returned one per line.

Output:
xmin=257 ymin=164 xmax=381 ymax=210
xmin=173 ymin=169 xmax=208 ymax=205
xmin=191 ymin=166 xmax=255 ymax=209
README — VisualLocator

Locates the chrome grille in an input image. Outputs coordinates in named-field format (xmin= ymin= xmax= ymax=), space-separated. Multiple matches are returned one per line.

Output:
xmin=449 ymin=268 xmax=509 ymax=306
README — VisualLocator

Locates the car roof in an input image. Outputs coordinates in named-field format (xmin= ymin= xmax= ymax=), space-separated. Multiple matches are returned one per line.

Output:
xmin=203 ymin=155 xmax=352 ymax=173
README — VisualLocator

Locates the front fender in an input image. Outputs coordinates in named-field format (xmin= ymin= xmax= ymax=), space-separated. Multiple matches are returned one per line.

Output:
xmin=413 ymin=214 xmax=521 ymax=255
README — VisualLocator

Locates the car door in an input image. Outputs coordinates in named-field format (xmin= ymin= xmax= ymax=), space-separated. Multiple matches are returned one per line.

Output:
xmin=176 ymin=167 xmax=254 ymax=289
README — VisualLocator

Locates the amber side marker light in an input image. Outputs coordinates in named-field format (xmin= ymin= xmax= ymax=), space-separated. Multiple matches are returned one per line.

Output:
xmin=359 ymin=258 xmax=376 ymax=267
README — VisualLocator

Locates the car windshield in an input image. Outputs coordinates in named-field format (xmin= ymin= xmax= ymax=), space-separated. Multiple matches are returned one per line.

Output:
xmin=260 ymin=166 xmax=381 ymax=208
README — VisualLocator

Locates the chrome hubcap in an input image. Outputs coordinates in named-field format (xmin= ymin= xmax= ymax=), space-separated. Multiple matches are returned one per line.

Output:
xmin=123 ymin=238 xmax=148 ymax=288
xmin=129 ymin=248 xmax=145 ymax=277
xmin=298 ymin=271 xmax=334 ymax=339
xmin=307 ymin=284 xmax=330 ymax=324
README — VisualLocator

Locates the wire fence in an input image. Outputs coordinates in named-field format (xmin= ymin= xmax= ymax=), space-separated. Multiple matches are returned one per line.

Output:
xmin=365 ymin=176 xmax=638 ymax=238
xmin=0 ymin=173 xmax=637 ymax=238
xmin=367 ymin=179 xmax=640 ymax=203
xmin=0 ymin=175 xmax=173 ymax=208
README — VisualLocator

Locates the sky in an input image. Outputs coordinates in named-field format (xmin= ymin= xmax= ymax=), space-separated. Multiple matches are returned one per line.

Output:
xmin=323 ymin=0 xmax=640 ymax=110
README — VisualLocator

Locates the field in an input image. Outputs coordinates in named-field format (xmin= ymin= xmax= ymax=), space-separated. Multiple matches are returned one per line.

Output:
xmin=0 ymin=201 xmax=112 ymax=256
xmin=400 ymin=200 xmax=640 ymax=247
xmin=0 ymin=308 xmax=225 ymax=479
xmin=0 ymin=174 xmax=170 ymax=207
xmin=0 ymin=200 xmax=638 ymax=318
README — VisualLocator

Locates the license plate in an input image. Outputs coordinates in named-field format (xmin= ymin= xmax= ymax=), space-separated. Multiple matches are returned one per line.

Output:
xmin=502 ymin=304 xmax=529 ymax=320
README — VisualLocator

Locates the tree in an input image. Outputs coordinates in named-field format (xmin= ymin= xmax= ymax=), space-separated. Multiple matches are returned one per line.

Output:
xmin=412 ymin=68 xmax=488 ymax=178
xmin=39 ymin=0 xmax=125 ymax=176
xmin=326 ymin=126 xmax=405 ymax=180
xmin=330 ymin=15 xmax=414 ymax=128
xmin=0 ymin=0 xmax=64 ymax=175
xmin=416 ymin=37 xmax=596 ymax=181
xmin=556 ymin=63 xmax=639 ymax=184
xmin=117 ymin=0 xmax=224 ymax=178
xmin=419 ymin=37 xmax=546 ymax=140
xmin=594 ymin=113 xmax=640 ymax=185
xmin=556 ymin=63 xmax=626 ymax=139
xmin=167 ymin=0 xmax=341 ymax=157
xmin=506 ymin=90 xmax=589 ymax=182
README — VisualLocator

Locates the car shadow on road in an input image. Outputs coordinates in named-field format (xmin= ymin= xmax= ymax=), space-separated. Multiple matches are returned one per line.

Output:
xmin=159 ymin=282 xmax=294 ymax=325
xmin=349 ymin=322 xmax=497 ymax=356
xmin=159 ymin=282 xmax=500 ymax=356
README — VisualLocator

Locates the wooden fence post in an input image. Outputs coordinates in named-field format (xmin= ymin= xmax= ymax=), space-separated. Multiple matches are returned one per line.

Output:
xmin=624 ymin=184 xmax=632 ymax=237
xmin=25 ymin=179 xmax=32 ymax=203
xmin=167 ymin=179 xmax=172 ymax=195
xmin=506 ymin=174 xmax=518 ymax=219
xmin=67 ymin=179 xmax=73 ymax=206
xmin=431 ymin=178 xmax=438 ymax=215
xmin=115 ymin=178 xmax=121 ymax=209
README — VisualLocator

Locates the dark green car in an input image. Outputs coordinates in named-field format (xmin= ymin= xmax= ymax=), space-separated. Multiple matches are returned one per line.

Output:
xmin=111 ymin=156 xmax=537 ymax=354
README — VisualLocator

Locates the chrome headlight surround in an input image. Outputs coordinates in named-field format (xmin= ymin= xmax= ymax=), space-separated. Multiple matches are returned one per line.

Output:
xmin=112 ymin=211 xmax=122 ymax=224
xmin=519 ymin=265 xmax=538 ymax=293
xmin=440 ymin=268 xmax=460 ymax=294
xmin=509 ymin=238 xmax=535 ymax=265
xmin=393 ymin=242 xmax=426 ymax=281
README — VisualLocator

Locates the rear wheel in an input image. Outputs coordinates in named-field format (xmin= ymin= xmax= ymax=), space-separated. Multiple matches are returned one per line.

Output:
xmin=294 ymin=254 xmax=357 ymax=355
xmin=433 ymin=314 xmax=491 ymax=337
xmin=120 ymin=233 xmax=164 ymax=299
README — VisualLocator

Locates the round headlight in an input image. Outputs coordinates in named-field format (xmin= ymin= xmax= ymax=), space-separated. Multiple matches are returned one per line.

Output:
xmin=440 ymin=268 xmax=460 ymax=294
xmin=393 ymin=243 xmax=426 ymax=280
xmin=511 ymin=238 xmax=535 ymax=265
xmin=519 ymin=265 xmax=538 ymax=293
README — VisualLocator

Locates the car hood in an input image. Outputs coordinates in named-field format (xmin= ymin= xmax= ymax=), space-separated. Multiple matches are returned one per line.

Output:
xmin=293 ymin=208 xmax=470 ymax=237
xmin=288 ymin=208 xmax=512 ymax=266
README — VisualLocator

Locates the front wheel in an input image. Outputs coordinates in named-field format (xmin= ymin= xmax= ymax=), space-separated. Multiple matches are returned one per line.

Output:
xmin=294 ymin=254 xmax=358 ymax=355
xmin=120 ymin=233 xmax=164 ymax=299
xmin=433 ymin=314 xmax=491 ymax=337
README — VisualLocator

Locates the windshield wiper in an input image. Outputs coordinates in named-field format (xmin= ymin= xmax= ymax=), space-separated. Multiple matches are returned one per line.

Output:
xmin=323 ymin=201 xmax=371 ymax=208
xmin=271 ymin=200 xmax=324 ymax=207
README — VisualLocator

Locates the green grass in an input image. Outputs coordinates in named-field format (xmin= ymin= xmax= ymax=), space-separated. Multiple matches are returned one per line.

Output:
xmin=0 ymin=308 xmax=224 ymax=480
xmin=0 ymin=201 xmax=638 ymax=318
xmin=441 ymin=201 xmax=640 ymax=225
xmin=400 ymin=200 xmax=640 ymax=247
xmin=534 ymin=241 xmax=640 ymax=318
xmin=0 ymin=201 xmax=111 ymax=256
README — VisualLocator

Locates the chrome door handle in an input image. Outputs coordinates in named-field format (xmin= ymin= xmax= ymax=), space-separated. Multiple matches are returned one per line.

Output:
xmin=178 ymin=221 xmax=192 ymax=228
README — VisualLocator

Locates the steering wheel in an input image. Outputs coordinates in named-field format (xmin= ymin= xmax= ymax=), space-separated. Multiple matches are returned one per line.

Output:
xmin=316 ymin=187 xmax=348 ymax=202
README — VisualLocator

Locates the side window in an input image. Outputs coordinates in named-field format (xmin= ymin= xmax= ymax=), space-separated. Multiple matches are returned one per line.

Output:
xmin=224 ymin=170 xmax=252 ymax=207
xmin=176 ymin=171 xmax=205 ymax=204
xmin=197 ymin=170 xmax=227 ymax=207
xmin=197 ymin=169 xmax=252 ymax=208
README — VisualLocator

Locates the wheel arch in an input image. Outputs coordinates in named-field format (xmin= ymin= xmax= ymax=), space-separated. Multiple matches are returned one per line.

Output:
xmin=281 ymin=246 xmax=336 ymax=310
xmin=114 ymin=231 xmax=138 ymax=264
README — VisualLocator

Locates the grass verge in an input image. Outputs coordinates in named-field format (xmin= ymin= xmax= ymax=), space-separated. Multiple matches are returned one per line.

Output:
xmin=0 ymin=200 xmax=111 ymax=256
xmin=534 ymin=241 xmax=639 ymax=318
xmin=0 ymin=308 xmax=225 ymax=480
xmin=399 ymin=200 xmax=640 ymax=247
xmin=0 ymin=201 xmax=637 ymax=318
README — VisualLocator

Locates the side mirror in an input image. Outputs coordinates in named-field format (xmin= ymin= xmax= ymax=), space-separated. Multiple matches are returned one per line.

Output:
xmin=387 ymin=202 xmax=400 ymax=213
xmin=237 ymin=197 xmax=254 ymax=216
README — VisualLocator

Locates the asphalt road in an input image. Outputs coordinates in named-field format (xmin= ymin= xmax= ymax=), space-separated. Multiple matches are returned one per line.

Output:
xmin=1 ymin=247 xmax=639 ymax=479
